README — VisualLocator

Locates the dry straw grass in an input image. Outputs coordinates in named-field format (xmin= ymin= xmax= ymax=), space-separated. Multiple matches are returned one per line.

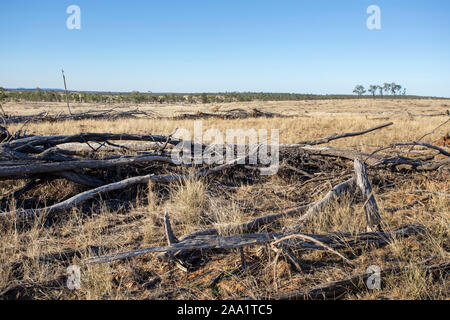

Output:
xmin=0 ymin=99 xmax=448 ymax=300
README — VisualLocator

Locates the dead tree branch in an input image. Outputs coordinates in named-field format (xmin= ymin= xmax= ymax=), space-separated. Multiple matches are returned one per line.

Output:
xmin=297 ymin=122 xmax=393 ymax=145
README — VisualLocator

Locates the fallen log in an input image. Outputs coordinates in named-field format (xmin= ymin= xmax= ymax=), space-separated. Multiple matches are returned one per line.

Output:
xmin=0 ymin=147 xmax=258 ymax=219
xmin=56 ymin=142 xmax=164 ymax=153
xmin=84 ymin=224 xmax=425 ymax=265
xmin=3 ymin=108 xmax=157 ymax=125
xmin=157 ymin=202 xmax=316 ymax=261
xmin=0 ymin=154 xmax=176 ymax=180
xmin=158 ymin=176 xmax=357 ymax=260
xmin=4 ymin=133 xmax=195 ymax=151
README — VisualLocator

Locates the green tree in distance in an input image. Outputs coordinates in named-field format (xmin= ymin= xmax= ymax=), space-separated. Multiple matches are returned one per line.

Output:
xmin=0 ymin=87 xmax=5 ymax=101
xmin=383 ymin=83 xmax=391 ymax=95
xmin=393 ymin=84 xmax=402 ymax=96
xmin=201 ymin=93 xmax=208 ymax=104
xmin=353 ymin=85 xmax=366 ymax=97
xmin=368 ymin=85 xmax=378 ymax=97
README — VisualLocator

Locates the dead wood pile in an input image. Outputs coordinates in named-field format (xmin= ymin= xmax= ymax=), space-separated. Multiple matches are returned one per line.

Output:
xmin=172 ymin=108 xmax=287 ymax=120
xmin=1 ymin=106 xmax=286 ymax=125
xmin=0 ymin=117 xmax=448 ymax=299
xmin=1 ymin=107 xmax=159 ymax=125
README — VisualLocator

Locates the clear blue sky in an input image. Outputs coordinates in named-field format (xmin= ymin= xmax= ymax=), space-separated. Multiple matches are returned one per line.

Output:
xmin=1 ymin=0 xmax=449 ymax=96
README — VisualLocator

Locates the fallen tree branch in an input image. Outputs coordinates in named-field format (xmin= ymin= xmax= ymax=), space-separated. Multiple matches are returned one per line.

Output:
xmin=0 ymin=154 xmax=176 ymax=180
xmin=4 ymin=132 xmax=202 ymax=151
xmin=3 ymin=108 xmax=158 ymax=125
xmin=0 ymin=147 xmax=259 ymax=219
xmin=370 ymin=142 xmax=450 ymax=158
xmin=297 ymin=122 xmax=393 ymax=146
xmin=84 ymin=224 xmax=425 ymax=265
xmin=286 ymin=178 xmax=356 ymax=232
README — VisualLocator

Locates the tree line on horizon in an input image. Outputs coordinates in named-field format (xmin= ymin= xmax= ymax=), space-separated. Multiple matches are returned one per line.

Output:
xmin=0 ymin=86 xmax=429 ymax=105
xmin=353 ymin=83 xmax=407 ymax=97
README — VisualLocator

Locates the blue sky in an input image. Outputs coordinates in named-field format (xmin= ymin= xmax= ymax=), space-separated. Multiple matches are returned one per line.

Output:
xmin=1 ymin=0 xmax=449 ymax=96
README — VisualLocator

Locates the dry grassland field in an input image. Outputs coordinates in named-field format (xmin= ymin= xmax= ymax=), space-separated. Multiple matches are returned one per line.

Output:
xmin=0 ymin=98 xmax=449 ymax=300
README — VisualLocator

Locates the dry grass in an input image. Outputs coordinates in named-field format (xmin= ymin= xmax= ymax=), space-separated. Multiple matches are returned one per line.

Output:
xmin=0 ymin=99 xmax=448 ymax=300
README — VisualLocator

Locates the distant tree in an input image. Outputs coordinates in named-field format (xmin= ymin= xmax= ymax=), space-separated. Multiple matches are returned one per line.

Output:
xmin=47 ymin=90 xmax=57 ymax=102
xmin=201 ymin=93 xmax=208 ymax=104
xmin=353 ymin=85 xmax=366 ymax=97
xmin=383 ymin=83 xmax=391 ymax=95
xmin=368 ymin=85 xmax=378 ymax=97
xmin=402 ymin=88 xmax=407 ymax=96
xmin=390 ymin=82 xmax=398 ymax=95
xmin=377 ymin=85 xmax=384 ymax=96
xmin=32 ymin=88 xmax=44 ymax=101
xmin=130 ymin=91 xmax=146 ymax=104
xmin=394 ymin=84 xmax=402 ymax=96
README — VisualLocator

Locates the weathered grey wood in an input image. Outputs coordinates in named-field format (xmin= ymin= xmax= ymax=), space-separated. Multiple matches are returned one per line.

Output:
xmin=368 ymin=141 xmax=450 ymax=158
xmin=0 ymin=154 xmax=176 ymax=180
xmin=3 ymin=108 xmax=157 ymax=125
xmin=4 ymin=133 xmax=202 ymax=151
xmin=85 ymin=224 xmax=425 ymax=265
xmin=354 ymin=159 xmax=382 ymax=232
xmin=280 ymin=145 xmax=384 ymax=166
xmin=394 ymin=142 xmax=450 ymax=157
xmin=416 ymin=157 xmax=450 ymax=171
xmin=0 ymin=149 xmax=254 ymax=219
xmin=157 ymin=202 xmax=315 ymax=261
xmin=287 ymin=178 xmax=356 ymax=232
xmin=297 ymin=122 xmax=393 ymax=146
xmin=57 ymin=142 xmax=164 ymax=153
xmin=164 ymin=211 xmax=179 ymax=245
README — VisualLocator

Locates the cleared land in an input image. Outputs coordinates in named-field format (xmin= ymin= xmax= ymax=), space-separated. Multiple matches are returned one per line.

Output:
xmin=0 ymin=98 xmax=448 ymax=300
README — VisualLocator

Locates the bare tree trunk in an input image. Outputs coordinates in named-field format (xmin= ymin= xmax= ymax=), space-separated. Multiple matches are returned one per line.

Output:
xmin=61 ymin=70 xmax=72 ymax=115
xmin=354 ymin=159 xmax=382 ymax=232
